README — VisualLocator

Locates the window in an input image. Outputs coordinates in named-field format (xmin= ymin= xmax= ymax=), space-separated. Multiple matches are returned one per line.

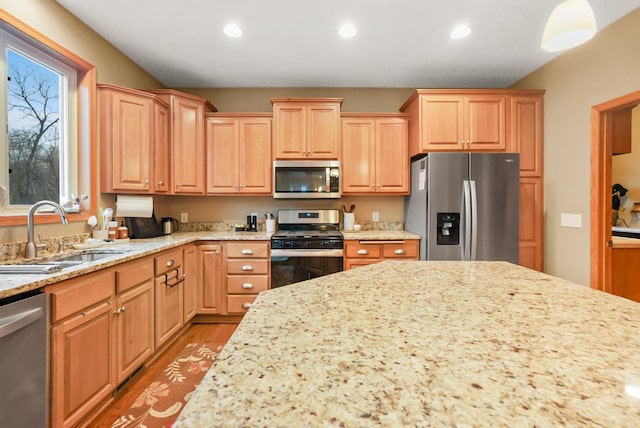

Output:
xmin=0 ymin=27 xmax=77 ymax=214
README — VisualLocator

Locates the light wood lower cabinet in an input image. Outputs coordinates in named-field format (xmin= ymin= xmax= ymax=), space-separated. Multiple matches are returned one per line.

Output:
xmin=197 ymin=243 xmax=223 ymax=314
xmin=154 ymin=248 xmax=185 ymax=347
xmin=225 ymin=241 xmax=270 ymax=314
xmin=183 ymin=244 xmax=197 ymax=323
xmin=114 ymin=257 xmax=155 ymax=383
xmin=344 ymin=240 xmax=419 ymax=270
xmin=48 ymin=270 xmax=116 ymax=428
xmin=611 ymin=248 xmax=640 ymax=302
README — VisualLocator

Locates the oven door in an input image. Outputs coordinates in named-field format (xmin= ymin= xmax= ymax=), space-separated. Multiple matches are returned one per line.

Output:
xmin=271 ymin=249 xmax=343 ymax=288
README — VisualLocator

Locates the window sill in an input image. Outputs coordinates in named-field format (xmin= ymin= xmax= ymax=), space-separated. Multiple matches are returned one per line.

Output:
xmin=0 ymin=211 xmax=92 ymax=227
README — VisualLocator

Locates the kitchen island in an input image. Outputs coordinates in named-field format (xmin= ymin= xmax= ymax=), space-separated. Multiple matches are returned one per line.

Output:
xmin=176 ymin=260 xmax=640 ymax=426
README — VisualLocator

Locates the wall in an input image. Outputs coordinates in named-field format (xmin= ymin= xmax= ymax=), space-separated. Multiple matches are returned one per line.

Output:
xmin=612 ymin=106 xmax=640 ymax=228
xmin=0 ymin=0 xmax=163 ymax=244
xmin=511 ymin=8 xmax=640 ymax=285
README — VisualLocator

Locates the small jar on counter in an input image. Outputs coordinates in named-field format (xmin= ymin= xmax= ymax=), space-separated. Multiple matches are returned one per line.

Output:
xmin=117 ymin=221 xmax=129 ymax=239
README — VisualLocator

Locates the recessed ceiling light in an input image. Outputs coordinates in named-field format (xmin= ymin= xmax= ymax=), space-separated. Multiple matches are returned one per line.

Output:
xmin=450 ymin=25 xmax=471 ymax=40
xmin=223 ymin=23 xmax=243 ymax=38
xmin=339 ymin=23 xmax=357 ymax=39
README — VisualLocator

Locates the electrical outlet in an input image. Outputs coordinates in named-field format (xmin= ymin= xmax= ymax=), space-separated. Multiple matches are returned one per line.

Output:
xmin=560 ymin=213 xmax=582 ymax=228
xmin=180 ymin=212 xmax=188 ymax=223
xmin=372 ymin=211 xmax=380 ymax=222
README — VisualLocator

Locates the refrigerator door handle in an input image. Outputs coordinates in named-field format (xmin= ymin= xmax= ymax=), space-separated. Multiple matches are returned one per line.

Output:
xmin=463 ymin=180 xmax=472 ymax=260
xmin=470 ymin=180 xmax=478 ymax=260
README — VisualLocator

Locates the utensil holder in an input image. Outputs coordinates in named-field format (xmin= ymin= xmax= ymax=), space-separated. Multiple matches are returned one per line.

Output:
xmin=343 ymin=213 xmax=355 ymax=231
xmin=266 ymin=219 xmax=276 ymax=233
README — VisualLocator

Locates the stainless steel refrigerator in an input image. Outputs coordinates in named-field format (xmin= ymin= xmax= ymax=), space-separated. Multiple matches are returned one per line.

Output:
xmin=404 ymin=153 xmax=519 ymax=262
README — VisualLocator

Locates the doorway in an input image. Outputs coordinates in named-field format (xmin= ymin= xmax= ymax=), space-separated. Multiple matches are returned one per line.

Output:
xmin=590 ymin=89 xmax=640 ymax=292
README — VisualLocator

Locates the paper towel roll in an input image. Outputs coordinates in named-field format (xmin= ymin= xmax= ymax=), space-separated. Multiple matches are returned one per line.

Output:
xmin=116 ymin=195 xmax=154 ymax=218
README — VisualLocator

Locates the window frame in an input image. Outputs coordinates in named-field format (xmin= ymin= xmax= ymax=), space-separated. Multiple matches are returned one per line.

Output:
xmin=0 ymin=10 xmax=96 ymax=227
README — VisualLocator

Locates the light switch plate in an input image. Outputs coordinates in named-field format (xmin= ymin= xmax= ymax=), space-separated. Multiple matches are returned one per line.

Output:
xmin=560 ymin=213 xmax=582 ymax=228
xmin=180 ymin=212 xmax=188 ymax=223
xmin=372 ymin=211 xmax=380 ymax=222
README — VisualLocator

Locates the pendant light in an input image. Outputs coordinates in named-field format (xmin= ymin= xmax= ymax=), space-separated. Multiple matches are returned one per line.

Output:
xmin=541 ymin=0 xmax=597 ymax=52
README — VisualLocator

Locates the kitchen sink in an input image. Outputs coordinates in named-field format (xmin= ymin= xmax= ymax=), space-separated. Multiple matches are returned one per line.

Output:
xmin=0 ymin=250 xmax=128 ymax=274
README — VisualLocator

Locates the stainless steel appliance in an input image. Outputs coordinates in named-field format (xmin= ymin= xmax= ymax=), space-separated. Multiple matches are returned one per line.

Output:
xmin=404 ymin=153 xmax=519 ymax=262
xmin=161 ymin=217 xmax=179 ymax=235
xmin=0 ymin=291 xmax=49 ymax=428
xmin=271 ymin=209 xmax=343 ymax=287
xmin=273 ymin=160 xmax=341 ymax=199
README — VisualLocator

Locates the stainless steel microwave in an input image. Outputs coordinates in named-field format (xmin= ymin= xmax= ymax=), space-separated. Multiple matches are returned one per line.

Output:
xmin=273 ymin=160 xmax=341 ymax=199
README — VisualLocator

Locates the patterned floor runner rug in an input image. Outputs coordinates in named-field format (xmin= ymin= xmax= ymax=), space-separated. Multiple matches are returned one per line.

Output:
xmin=111 ymin=342 xmax=222 ymax=428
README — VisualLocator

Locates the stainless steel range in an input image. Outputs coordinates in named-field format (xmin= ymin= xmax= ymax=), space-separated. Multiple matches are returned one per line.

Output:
xmin=271 ymin=209 xmax=343 ymax=288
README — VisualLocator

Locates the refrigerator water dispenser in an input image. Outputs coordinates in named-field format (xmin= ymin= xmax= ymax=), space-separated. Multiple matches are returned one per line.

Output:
xmin=437 ymin=213 xmax=460 ymax=245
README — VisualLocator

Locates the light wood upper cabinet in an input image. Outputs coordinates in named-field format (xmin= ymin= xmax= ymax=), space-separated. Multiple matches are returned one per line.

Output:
xmin=509 ymin=95 xmax=543 ymax=177
xmin=99 ymin=84 xmax=154 ymax=193
xmin=206 ymin=114 xmax=272 ymax=194
xmin=342 ymin=114 xmax=409 ymax=194
xmin=153 ymin=100 xmax=171 ymax=193
xmin=400 ymin=90 xmax=508 ymax=156
xmin=271 ymin=98 xmax=342 ymax=159
xmin=146 ymin=89 xmax=216 ymax=195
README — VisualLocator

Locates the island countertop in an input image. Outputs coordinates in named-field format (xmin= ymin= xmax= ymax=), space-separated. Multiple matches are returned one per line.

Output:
xmin=176 ymin=261 xmax=640 ymax=427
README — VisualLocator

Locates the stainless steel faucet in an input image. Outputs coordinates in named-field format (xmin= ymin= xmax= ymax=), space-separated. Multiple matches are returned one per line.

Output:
xmin=26 ymin=200 xmax=69 ymax=258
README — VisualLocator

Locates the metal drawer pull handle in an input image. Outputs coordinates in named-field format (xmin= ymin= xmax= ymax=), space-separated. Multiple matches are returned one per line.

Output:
xmin=241 ymin=249 xmax=254 ymax=255
xmin=166 ymin=259 xmax=175 ymax=268
xmin=242 ymin=302 xmax=253 ymax=309
xmin=241 ymin=265 xmax=254 ymax=271
xmin=164 ymin=269 xmax=186 ymax=287
xmin=242 ymin=283 xmax=254 ymax=289
xmin=394 ymin=249 xmax=406 ymax=255
xmin=113 ymin=306 xmax=126 ymax=315
xmin=357 ymin=249 xmax=369 ymax=255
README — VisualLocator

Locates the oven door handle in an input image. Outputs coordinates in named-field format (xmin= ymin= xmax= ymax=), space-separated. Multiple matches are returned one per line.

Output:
xmin=271 ymin=249 xmax=344 ymax=258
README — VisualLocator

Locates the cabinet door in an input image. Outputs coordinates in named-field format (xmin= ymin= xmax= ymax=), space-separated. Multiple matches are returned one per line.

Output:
xmin=465 ymin=95 xmax=508 ymax=151
xmin=273 ymin=103 xmax=306 ymax=158
xmin=376 ymin=119 xmax=409 ymax=193
xmin=154 ymin=273 xmax=184 ymax=347
xmin=342 ymin=118 xmax=376 ymax=193
xmin=115 ymin=280 xmax=154 ymax=383
xmin=51 ymin=301 xmax=115 ymax=428
xmin=510 ymin=96 xmax=543 ymax=176
xmin=611 ymin=248 xmax=640 ymax=302
xmin=206 ymin=118 xmax=239 ymax=194
xmin=172 ymin=96 xmax=205 ymax=194
xmin=183 ymin=244 xmax=197 ymax=323
xmin=102 ymin=89 xmax=152 ymax=192
xmin=419 ymin=95 xmax=465 ymax=151
xmin=239 ymin=118 xmax=272 ymax=193
xmin=198 ymin=244 xmax=222 ymax=314
xmin=153 ymin=100 xmax=170 ymax=193
xmin=519 ymin=177 xmax=543 ymax=271
xmin=307 ymin=103 xmax=340 ymax=158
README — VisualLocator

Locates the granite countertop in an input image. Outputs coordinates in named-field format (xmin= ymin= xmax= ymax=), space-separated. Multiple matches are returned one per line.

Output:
xmin=342 ymin=230 xmax=420 ymax=240
xmin=0 ymin=231 xmax=272 ymax=299
xmin=176 ymin=260 xmax=640 ymax=427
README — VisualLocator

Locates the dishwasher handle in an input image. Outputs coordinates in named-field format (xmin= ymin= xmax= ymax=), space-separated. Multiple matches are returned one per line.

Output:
xmin=0 ymin=307 xmax=44 ymax=339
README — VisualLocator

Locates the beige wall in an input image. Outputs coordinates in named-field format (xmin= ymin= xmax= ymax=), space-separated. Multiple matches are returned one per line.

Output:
xmin=612 ymin=106 xmax=640 ymax=228
xmin=511 ymin=8 xmax=640 ymax=285
xmin=0 ymin=0 xmax=163 ymax=243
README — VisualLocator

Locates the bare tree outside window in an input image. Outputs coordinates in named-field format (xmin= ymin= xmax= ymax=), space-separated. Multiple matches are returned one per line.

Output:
xmin=7 ymin=49 xmax=61 ymax=205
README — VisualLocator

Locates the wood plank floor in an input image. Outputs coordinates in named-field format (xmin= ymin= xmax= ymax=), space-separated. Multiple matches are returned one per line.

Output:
xmin=90 ymin=322 xmax=237 ymax=428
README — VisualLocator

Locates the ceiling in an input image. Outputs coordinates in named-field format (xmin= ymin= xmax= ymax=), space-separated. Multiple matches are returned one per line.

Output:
xmin=57 ymin=0 xmax=640 ymax=88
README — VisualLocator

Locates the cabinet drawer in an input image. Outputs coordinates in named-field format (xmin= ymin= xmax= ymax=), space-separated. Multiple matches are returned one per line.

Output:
xmin=155 ymin=248 xmax=183 ymax=275
xmin=48 ymin=269 xmax=115 ymax=323
xmin=227 ymin=295 xmax=257 ymax=314
xmin=382 ymin=241 xmax=419 ymax=258
xmin=116 ymin=257 xmax=154 ymax=293
xmin=227 ymin=259 xmax=269 ymax=274
xmin=345 ymin=242 xmax=382 ymax=258
xmin=226 ymin=242 xmax=269 ymax=258
xmin=227 ymin=275 xmax=269 ymax=294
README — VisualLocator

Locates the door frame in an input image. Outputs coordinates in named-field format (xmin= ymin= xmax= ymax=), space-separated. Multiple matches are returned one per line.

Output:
xmin=590 ymin=90 xmax=640 ymax=291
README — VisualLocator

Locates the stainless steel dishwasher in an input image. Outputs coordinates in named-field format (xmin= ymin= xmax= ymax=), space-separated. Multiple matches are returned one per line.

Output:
xmin=0 ymin=291 xmax=49 ymax=428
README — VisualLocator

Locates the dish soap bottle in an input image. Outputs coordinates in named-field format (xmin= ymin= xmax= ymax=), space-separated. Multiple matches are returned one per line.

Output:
xmin=108 ymin=218 xmax=118 ymax=240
